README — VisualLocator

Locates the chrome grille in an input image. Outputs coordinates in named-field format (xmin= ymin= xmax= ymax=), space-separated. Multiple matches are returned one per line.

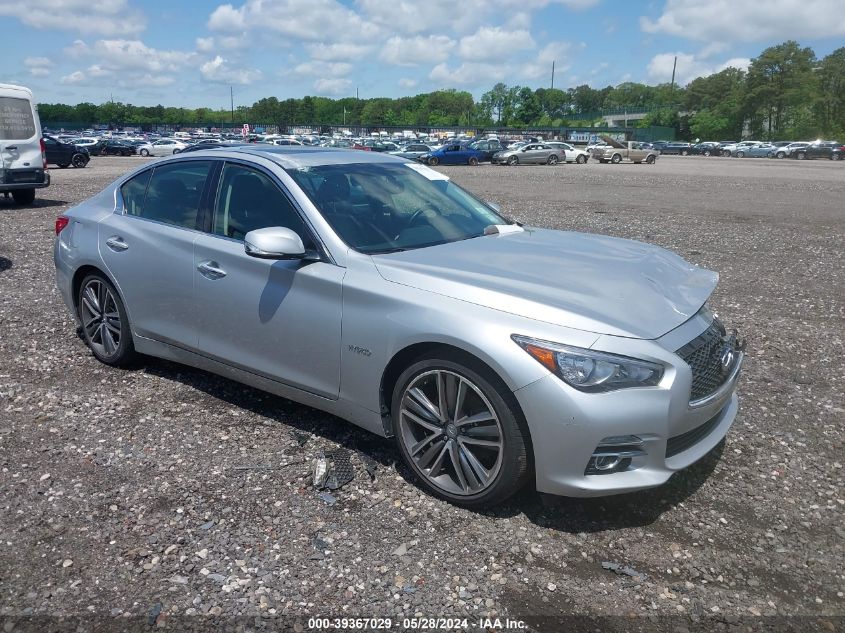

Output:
xmin=676 ymin=319 xmax=731 ymax=401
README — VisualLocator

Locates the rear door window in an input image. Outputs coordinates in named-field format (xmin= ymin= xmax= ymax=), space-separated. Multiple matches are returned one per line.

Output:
xmin=138 ymin=161 xmax=212 ymax=229
xmin=0 ymin=97 xmax=36 ymax=140
xmin=121 ymin=170 xmax=152 ymax=217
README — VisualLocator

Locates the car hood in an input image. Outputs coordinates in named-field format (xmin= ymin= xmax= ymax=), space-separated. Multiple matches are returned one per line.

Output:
xmin=372 ymin=228 xmax=717 ymax=339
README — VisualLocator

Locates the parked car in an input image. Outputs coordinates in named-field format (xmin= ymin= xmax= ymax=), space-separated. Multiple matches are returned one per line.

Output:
xmin=137 ymin=139 xmax=187 ymax=157
xmin=70 ymin=138 xmax=100 ymax=152
xmin=733 ymin=143 xmax=776 ymax=158
xmin=595 ymin=141 xmax=658 ymax=164
xmin=421 ymin=143 xmax=487 ymax=166
xmin=43 ymin=135 xmax=90 ymax=168
xmin=466 ymin=139 xmax=504 ymax=162
xmin=658 ymin=142 xmax=692 ymax=156
xmin=0 ymin=83 xmax=50 ymax=205
xmin=792 ymin=141 xmax=841 ymax=160
xmin=689 ymin=142 xmax=722 ymax=156
xmin=771 ymin=142 xmax=808 ymax=159
xmin=389 ymin=143 xmax=434 ymax=160
xmin=545 ymin=142 xmax=590 ymax=164
xmin=53 ymin=146 xmax=744 ymax=507
xmin=97 ymin=140 xmax=136 ymax=156
xmin=720 ymin=141 xmax=761 ymax=157
xmin=176 ymin=141 xmax=245 ymax=154
xmin=491 ymin=143 xmax=565 ymax=165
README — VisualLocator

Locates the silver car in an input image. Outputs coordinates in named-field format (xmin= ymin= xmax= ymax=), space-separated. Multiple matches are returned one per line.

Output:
xmin=492 ymin=143 xmax=565 ymax=165
xmin=54 ymin=147 xmax=744 ymax=507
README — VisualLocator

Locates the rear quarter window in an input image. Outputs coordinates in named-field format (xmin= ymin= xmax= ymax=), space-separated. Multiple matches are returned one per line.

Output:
xmin=0 ymin=97 xmax=37 ymax=140
xmin=121 ymin=170 xmax=152 ymax=217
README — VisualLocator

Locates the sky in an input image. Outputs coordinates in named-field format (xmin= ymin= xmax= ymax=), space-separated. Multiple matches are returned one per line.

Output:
xmin=1 ymin=0 xmax=844 ymax=108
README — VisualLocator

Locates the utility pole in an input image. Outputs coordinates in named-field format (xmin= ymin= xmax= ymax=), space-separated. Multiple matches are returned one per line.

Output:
xmin=230 ymin=86 xmax=234 ymax=125
xmin=670 ymin=55 xmax=677 ymax=94
xmin=551 ymin=60 xmax=555 ymax=90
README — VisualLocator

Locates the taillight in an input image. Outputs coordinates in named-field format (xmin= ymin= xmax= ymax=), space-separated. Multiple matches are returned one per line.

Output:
xmin=40 ymin=138 xmax=47 ymax=169
xmin=55 ymin=216 xmax=69 ymax=235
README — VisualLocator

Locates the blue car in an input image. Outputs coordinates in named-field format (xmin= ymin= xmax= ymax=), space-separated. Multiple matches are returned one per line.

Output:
xmin=419 ymin=143 xmax=486 ymax=166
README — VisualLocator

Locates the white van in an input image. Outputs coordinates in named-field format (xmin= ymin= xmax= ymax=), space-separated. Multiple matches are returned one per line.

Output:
xmin=1 ymin=84 xmax=49 ymax=205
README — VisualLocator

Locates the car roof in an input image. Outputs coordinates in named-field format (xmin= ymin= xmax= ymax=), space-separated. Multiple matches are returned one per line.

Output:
xmin=186 ymin=145 xmax=413 ymax=169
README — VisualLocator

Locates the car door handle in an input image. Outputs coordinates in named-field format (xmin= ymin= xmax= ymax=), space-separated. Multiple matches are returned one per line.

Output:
xmin=6 ymin=145 xmax=18 ymax=151
xmin=105 ymin=236 xmax=129 ymax=252
xmin=197 ymin=260 xmax=227 ymax=279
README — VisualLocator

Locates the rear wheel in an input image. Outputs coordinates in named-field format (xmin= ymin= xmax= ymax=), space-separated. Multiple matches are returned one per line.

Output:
xmin=610 ymin=153 xmax=622 ymax=164
xmin=645 ymin=155 xmax=656 ymax=164
xmin=468 ymin=156 xmax=479 ymax=166
xmin=703 ymin=150 xmax=711 ymax=157
xmin=139 ymin=148 xmax=150 ymax=157
xmin=722 ymin=150 xmax=731 ymax=157
xmin=77 ymin=274 xmax=136 ymax=366
xmin=736 ymin=151 xmax=745 ymax=158
xmin=776 ymin=152 xmax=786 ymax=159
xmin=11 ymin=189 xmax=36 ymax=205
xmin=507 ymin=156 xmax=518 ymax=166
xmin=71 ymin=153 xmax=87 ymax=168
xmin=391 ymin=354 xmax=531 ymax=507
xmin=831 ymin=153 xmax=841 ymax=161
xmin=546 ymin=154 xmax=559 ymax=165
xmin=796 ymin=152 xmax=806 ymax=160
xmin=681 ymin=150 xmax=689 ymax=156
xmin=576 ymin=154 xmax=587 ymax=164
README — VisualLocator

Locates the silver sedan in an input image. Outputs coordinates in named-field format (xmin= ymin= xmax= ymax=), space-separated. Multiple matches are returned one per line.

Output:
xmin=54 ymin=147 xmax=744 ymax=507
xmin=492 ymin=143 xmax=566 ymax=165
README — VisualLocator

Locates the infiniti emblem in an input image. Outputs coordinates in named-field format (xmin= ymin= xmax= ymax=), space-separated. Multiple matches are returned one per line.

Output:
xmin=719 ymin=342 xmax=736 ymax=374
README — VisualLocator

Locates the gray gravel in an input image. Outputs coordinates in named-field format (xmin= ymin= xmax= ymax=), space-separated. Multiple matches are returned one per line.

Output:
xmin=0 ymin=155 xmax=843 ymax=632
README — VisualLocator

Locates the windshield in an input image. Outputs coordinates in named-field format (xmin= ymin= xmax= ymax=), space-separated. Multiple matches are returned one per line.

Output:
xmin=286 ymin=162 xmax=507 ymax=254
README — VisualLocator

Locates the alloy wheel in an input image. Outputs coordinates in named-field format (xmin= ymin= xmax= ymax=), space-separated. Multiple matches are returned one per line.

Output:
xmin=399 ymin=370 xmax=504 ymax=496
xmin=80 ymin=279 xmax=122 ymax=358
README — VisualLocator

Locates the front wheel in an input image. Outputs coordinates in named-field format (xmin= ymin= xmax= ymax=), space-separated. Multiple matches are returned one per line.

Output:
xmin=610 ymin=153 xmax=622 ymax=164
xmin=547 ymin=154 xmax=559 ymax=165
xmin=576 ymin=154 xmax=587 ymax=164
xmin=11 ymin=188 xmax=36 ymax=205
xmin=507 ymin=156 xmax=518 ymax=166
xmin=77 ymin=274 xmax=137 ymax=366
xmin=703 ymin=150 xmax=711 ymax=156
xmin=776 ymin=152 xmax=786 ymax=159
xmin=796 ymin=152 xmax=806 ymax=160
xmin=735 ymin=151 xmax=745 ymax=158
xmin=391 ymin=355 xmax=531 ymax=508
xmin=645 ymin=155 xmax=656 ymax=164
xmin=72 ymin=154 xmax=88 ymax=168
xmin=831 ymin=153 xmax=841 ymax=161
xmin=139 ymin=149 xmax=150 ymax=157
xmin=681 ymin=150 xmax=689 ymax=156
xmin=428 ymin=156 xmax=439 ymax=166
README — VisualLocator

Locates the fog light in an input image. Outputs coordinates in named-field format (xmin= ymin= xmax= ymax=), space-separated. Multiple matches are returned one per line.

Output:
xmin=593 ymin=455 xmax=623 ymax=471
xmin=585 ymin=435 xmax=646 ymax=475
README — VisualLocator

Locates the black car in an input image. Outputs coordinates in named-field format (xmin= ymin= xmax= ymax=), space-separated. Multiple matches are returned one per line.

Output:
xmin=658 ymin=142 xmax=693 ymax=155
xmin=96 ymin=140 xmax=136 ymax=156
xmin=689 ymin=142 xmax=722 ymax=157
xmin=468 ymin=139 xmax=504 ymax=162
xmin=42 ymin=136 xmax=90 ymax=168
xmin=792 ymin=141 xmax=842 ymax=160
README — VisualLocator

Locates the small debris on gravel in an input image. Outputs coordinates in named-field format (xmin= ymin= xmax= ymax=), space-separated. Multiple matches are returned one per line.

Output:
xmin=602 ymin=561 xmax=646 ymax=578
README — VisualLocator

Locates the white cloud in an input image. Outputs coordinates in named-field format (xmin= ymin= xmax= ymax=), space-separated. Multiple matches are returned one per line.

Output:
xmin=0 ymin=0 xmax=145 ymax=36
xmin=641 ymin=0 xmax=845 ymax=42
xmin=429 ymin=62 xmax=511 ymax=87
xmin=293 ymin=61 xmax=352 ymax=78
xmin=399 ymin=78 xmax=418 ymax=89
xmin=24 ymin=56 xmax=53 ymax=76
xmin=60 ymin=71 xmax=87 ymax=85
xmin=313 ymin=78 xmax=352 ymax=95
xmin=307 ymin=42 xmax=373 ymax=61
xmin=196 ymin=35 xmax=247 ymax=52
xmin=200 ymin=55 xmax=262 ymax=84
xmin=458 ymin=27 xmax=534 ymax=61
xmin=208 ymin=0 xmax=379 ymax=41
xmin=521 ymin=41 xmax=575 ymax=80
xmin=64 ymin=39 xmax=197 ymax=73
xmin=379 ymin=35 xmax=456 ymax=66
xmin=647 ymin=51 xmax=750 ymax=85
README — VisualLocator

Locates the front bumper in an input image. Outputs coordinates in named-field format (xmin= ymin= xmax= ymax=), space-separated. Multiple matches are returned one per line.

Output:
xmin=513 ymin=322 xmax=744 ymax=497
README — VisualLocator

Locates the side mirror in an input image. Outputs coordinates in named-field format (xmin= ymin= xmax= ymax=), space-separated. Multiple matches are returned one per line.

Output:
xmin=244 ymin=227 xmax=306 ymax=260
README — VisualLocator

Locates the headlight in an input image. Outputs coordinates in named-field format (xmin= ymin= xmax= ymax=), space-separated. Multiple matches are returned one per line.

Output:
xmin=512 ymin=335 xmax=664 ymax=392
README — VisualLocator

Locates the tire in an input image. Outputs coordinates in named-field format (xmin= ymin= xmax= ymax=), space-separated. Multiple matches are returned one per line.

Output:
xmin=645 ymin=155 xmax=656 ymax=164
xmin=776 ymin=152 xmax=785 ymax=159
xmin=391 ymin=353 xmax=531 ymax=508
xmin=546 ymin=154 xmax=559 ymax=165
xmin=681 ymin=150 xmax=689 ymax=156
xmin=77 ymin=274 xmax=137 ymax=367
xmin=575 ymin=154 xmax=587 ymax=164
xmin=722 ymin=150 xmax=731 ymax=157
xmin=831 ymin=153 xmax=840 ymax=161
xmin=610 ymin=153 xmax=622 ymax=164
xmin=428 ymin=157 xmax=439 ymax=166
xmin=11 ymin=188 xmax=35 ymax=205
xmin=703 ymin=150 xmax=711 ymax=157
xmin=796 ymin=152 xmax=806 ymax=160
xmin=468 ymin=156 xmax=479 ymax=166
xmin=507 ymin=156 xmax=518 ymax=166
xmin=139 ymin=149 xmax=150 ymax=157
xmin=71 ymin=154 xmax=87 ymax=168
xmin=735 ymin=151 xmax=745 ymax=158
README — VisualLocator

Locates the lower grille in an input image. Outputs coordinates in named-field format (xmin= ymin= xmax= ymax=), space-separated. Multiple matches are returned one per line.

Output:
xmin=666 ymin=413 xmax=720 ymax=458
xmin=676 ymin=319 xmax=735 ymax=401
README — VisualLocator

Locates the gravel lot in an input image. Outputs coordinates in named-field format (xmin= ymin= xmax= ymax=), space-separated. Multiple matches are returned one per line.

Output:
xmin=1 ymin=155 xmax=843 ymax=632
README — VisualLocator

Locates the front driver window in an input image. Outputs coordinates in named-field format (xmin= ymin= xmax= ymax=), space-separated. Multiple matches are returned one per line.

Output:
xmin=212 ymin=163 xmax=313 ymax=248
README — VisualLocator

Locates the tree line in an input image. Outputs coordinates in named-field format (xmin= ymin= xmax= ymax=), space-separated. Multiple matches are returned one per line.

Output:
xmin=37 ymin=41 xmax=844 ymax=141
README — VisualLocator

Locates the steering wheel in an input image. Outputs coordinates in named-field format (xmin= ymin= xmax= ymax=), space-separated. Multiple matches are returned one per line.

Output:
xmin=407 ymin=203 xmax=439 ymax=228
